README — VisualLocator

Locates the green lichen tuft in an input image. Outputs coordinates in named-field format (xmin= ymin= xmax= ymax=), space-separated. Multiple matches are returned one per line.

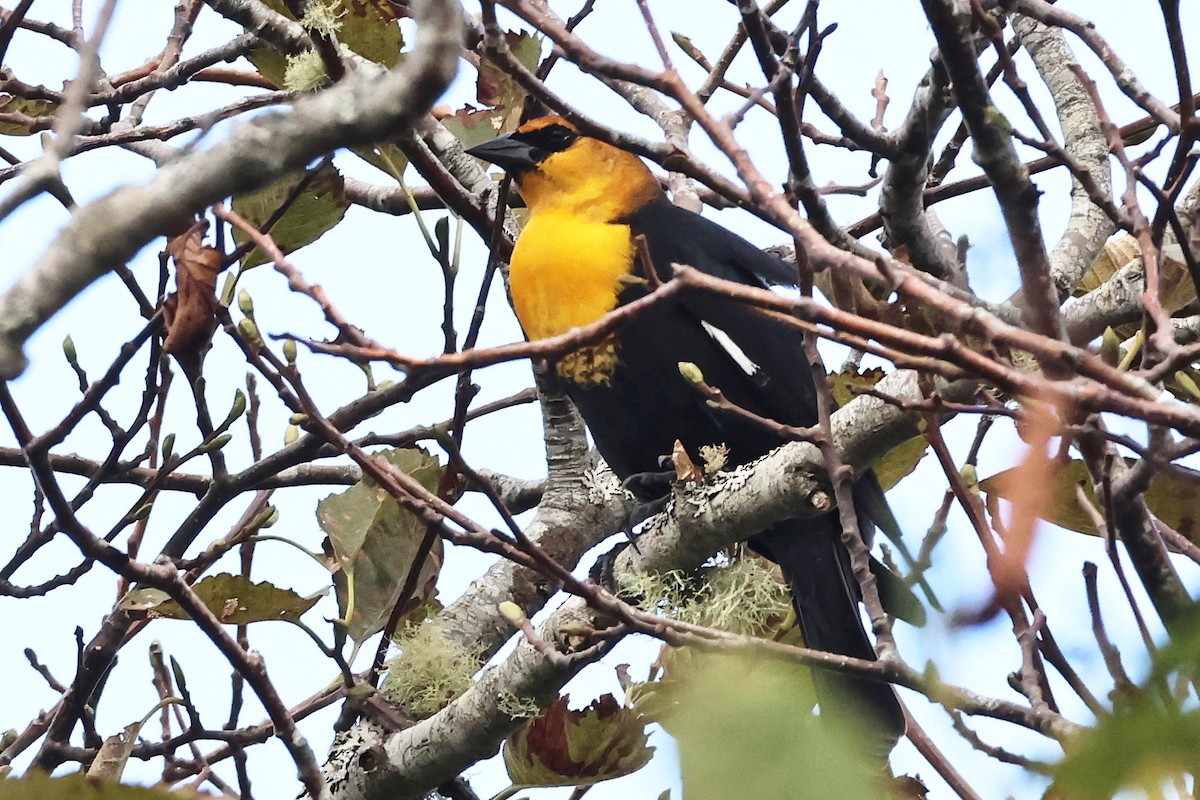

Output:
xmin=496 ymin=690 xmax=543 ymax=720
xmin=283 ymin=50 xmax=330 ymax=92
xmin=300 ymin=0 xmax=345 ymax=35
xmin=619 ymin=549 xmax=792 ymax=638
xmin=380 ymin=623 xmax=480 ymax=719
xmin=698 ymin=443 xmax=730 ymax=474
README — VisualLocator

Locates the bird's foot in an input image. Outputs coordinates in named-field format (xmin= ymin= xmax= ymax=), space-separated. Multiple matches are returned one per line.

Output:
xmin=621 ymin=465 xmax=675 ymax=499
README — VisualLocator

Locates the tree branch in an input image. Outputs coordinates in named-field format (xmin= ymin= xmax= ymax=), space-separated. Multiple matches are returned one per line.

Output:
xmin=0 ymin=0 xmax=464 ymax=378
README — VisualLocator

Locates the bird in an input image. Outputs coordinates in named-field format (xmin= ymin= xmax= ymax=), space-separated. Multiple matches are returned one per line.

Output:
xmin=467 ymin=116 xmax=908 ymax=749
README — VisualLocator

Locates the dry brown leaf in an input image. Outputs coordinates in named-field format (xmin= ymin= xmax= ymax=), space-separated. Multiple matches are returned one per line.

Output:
xmin=86 ymin=722 xmax=140 ymax=781
xmin=163 ymin=223 xmax=225 ymax=368
xmin=990 ymin=397 xmax=1062 ymax=611
xmin=503 ymin=695 xmax=653 ymax=787
xmin=672 ymin=439 xmax=704 ymax=484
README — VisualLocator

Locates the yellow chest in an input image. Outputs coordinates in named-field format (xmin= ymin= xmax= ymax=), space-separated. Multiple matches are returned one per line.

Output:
xmin=510 ymin=210 xmax=635 ymax=384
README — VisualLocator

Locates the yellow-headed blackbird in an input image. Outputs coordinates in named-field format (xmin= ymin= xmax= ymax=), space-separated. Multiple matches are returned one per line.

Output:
xmin=468 ymin=116 xmax=906 ymax=746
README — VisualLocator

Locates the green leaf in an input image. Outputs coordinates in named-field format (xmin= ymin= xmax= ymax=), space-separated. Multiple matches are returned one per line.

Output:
xmin=242 ymin=0 xmax=403 ymax=86
xmin=829 ymin=366 xmax=927 ymax=491
xmin=169 ymin=656 xmax=192 ymax=705
xmin=829 ymin=366 xmax=887 ymax=407
xmin=1055 ymin=704 xmax=1200 ymax=799
xmin=245 ymin=45 xmax=288 ymax=88
xmin=240 ymin=0 xmax=295 ymax=87
xmin=117 ymin=587 xmax=173 ymax=614
xmin=625 ymin=644 xmax=809 ymax=735
xmin=478 ymin=31 xmax=542 ymax=108
xmin=434 ymin=217 xmax=450 ymax=266
xmin=1165 ymin=366 xmax=1200 ymax=406
xmin=0 ymin=95 xmax=57 ymax=136
xmin=1099 ymin=327 xmax=1122 ymax=367
xmin=981 ymin=458 xmax=1200 ymax=544
xmin=333 ymin=1 xmax=404 ymax=67
xmin=350 ymin=142 xmax=409 ymax=182
xmin=446 ymin=31 xmax=543 ymax=151
xmin=503 ymin=695 xmax=654 ymax=787
xmin=443 ymin=107 xmax=513 ymax=150
xmin=1055 ymin=610 xmax=1200 ymax=797
xmin=1172 ymin=369 xmax=1200 ymax=403
xmin=1147 ymin=609 xmax=1200 ymax=682
xmin=116 ymin=574 xmax=321 ymax=624
xmin=666 ymin=652 xmax=880 ymax=800
xmin=316 ymin=447 xmax=445 ymax=643
xmin=871 ymin=557 xmax=927 ymax=627
xmin=231 ymin=161 xmax=348 ymax=268
xmin=874 ymin=435 xmax=928 ymax=492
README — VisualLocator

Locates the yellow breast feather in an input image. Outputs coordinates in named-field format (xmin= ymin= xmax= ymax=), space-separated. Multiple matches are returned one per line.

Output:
xmin=509 ymin=210 xmax=634 ymax=384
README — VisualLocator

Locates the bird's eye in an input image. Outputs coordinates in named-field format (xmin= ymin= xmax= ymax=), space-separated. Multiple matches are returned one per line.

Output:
xmin=545 ymin=126 xmax=576 ymax=149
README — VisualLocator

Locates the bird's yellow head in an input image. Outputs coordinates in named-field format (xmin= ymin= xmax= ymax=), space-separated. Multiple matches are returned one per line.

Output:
xmin=467 ymin=116 xmax=661 ymax=221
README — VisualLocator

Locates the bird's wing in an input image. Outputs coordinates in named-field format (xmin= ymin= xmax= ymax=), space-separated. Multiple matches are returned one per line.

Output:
xmin=625 ymin=196 xmax=817 ymax=427
xmin=624 ymin=194 xmax=800 ymax=288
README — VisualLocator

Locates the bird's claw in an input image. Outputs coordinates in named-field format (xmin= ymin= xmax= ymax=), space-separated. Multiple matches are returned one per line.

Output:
xmin=620 ymin=463 xmax=674 ymax=499
xmin=589 ymin=539 xmax=631 ymax=592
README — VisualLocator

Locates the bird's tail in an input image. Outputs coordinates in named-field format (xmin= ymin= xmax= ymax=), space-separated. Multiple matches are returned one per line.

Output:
xmin=752 ymin=511 xmax=905 ymax=751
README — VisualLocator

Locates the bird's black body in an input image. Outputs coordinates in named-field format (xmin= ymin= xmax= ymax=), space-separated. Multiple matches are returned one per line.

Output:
xmin=568 ymin=196 xmax=904 ymax=739
xmin=467 ymin=118 xmax=906 ymax=749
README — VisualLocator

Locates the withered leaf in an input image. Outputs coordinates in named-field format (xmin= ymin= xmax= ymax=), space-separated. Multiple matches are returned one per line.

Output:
xmin=672 ymin=439 xmax=704 ymax=484
xmin=448 ymin=32 xmax=541 ymax=151
xmin=503 ymin=695 xmax=653 ymax=787
xmin=0 ymin=772 xmax=192 ymax=799
xmin=1074 ymin=235 xmax=1196 ymax=334
xmin=86 ymin=722 xmax=141 ymax=781
xmin=163 ymin=223 xmax=225 ymax=367
xmin=830 ymin=366 xmax=888 ymax=407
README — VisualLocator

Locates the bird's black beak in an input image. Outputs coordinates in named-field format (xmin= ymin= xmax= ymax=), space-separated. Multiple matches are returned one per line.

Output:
xmin=466 ymin=134 xmax=538 ymax=175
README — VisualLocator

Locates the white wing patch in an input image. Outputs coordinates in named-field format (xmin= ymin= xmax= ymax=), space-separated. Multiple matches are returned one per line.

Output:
xmin=701 ymin=321 xmax=759 ymax=376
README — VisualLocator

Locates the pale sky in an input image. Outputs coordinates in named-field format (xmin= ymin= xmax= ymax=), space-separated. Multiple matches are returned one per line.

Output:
xmin=0 ymin=2 xmax=1195 ymax=798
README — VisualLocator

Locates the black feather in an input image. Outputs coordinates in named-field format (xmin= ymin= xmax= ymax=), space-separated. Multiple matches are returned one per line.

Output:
xmin=564 ymin=195 xmax=907 ymax=744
